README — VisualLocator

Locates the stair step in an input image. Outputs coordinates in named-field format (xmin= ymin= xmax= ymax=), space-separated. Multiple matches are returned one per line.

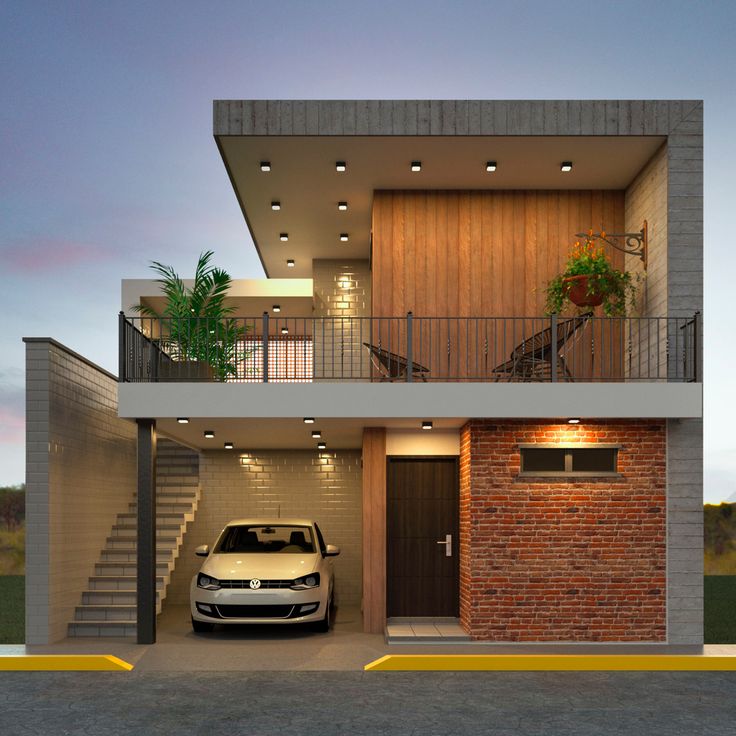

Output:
xmin=88 ymin=576 xmax=166 ymax=591
xmin=139 ymin=490 xmax=198 ymax=501
xmin=82 ymin=590 xmax=161 ymax=605
xmin=75 ymin=605 xmax=137 ymax=621
xmin=111 ymin=525 xmax=182 ymax=537
xmin=95 ymin=561 xmax=170 ymax=576
xmin=127 ymin=502 xmax=194 ymax=513
xmin=67 ymin=621 xmax=137 ymax=638
xmin=118 ymin=512 xmax=188 ymax=524
xmin=100 ymin=550 xmax=173 ymax=563
xmin=106 ymin=536 xmax=178 ymax=549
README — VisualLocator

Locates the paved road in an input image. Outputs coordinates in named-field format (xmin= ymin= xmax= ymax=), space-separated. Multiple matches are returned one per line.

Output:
xmin=2 ymin=671 xmax=736 ymax=735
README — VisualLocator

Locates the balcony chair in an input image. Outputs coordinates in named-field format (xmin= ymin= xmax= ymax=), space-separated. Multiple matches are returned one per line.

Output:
xmin=491 ymin=312 xmax=593 ymax=382
xmin=362 ymin=342 xmax=431 ymax=381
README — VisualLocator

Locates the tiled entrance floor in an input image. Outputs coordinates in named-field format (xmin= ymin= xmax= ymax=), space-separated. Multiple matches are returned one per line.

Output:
xmin=386 ymin=618 xmax=471 ymax=642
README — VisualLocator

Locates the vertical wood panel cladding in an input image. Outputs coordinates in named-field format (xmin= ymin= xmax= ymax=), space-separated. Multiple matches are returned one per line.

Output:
xmin=371 ymin=191 xmax=625 ymax=317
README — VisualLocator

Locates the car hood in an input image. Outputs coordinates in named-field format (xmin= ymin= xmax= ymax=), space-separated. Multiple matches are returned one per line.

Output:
xmin=202 ymin=553 xmax=320 ymax=580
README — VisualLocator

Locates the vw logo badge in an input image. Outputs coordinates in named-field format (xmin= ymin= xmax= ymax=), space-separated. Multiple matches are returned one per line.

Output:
xmin=249 ymin=578 xmax=261 ymax=590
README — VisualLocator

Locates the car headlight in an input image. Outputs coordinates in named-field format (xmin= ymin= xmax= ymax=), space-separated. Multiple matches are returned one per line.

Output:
xmin=290 ymin=573 xmax=320 ymax=590
xmin=197 ymin=573 xmax=221 ymax=590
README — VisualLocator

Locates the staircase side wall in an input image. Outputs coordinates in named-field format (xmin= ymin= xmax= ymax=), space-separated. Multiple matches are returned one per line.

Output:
xmin=24 ymin=339 xmax=137 ymax=644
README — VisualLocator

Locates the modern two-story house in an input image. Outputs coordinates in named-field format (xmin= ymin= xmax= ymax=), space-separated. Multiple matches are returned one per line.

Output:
xmin=24 ymin=99 xmax=703 ymax=649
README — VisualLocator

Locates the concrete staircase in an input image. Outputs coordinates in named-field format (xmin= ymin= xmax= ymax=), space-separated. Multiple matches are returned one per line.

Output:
xmin=68 ymin=439 xmax=200 ymax=637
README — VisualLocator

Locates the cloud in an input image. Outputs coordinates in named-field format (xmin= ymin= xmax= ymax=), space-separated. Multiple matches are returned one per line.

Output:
xmin=0 ymin=407 xmax=24 ymax=444
xmin=3 ymin=238 xmax=115 ymax=272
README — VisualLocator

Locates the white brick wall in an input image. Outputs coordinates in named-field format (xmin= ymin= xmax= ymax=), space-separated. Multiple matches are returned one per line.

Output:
xmin=24 ymin=339 xmax=137 ymax=644
xmin=167 ymin=449 xmax=362 ymax=607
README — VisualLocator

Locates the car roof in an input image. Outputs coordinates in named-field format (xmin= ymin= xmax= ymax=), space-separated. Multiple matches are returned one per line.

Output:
xmin=223 ymin=518 xmax=316 ymax=527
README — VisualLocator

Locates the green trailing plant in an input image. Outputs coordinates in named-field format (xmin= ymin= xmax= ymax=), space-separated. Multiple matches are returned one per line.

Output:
xmin=544 ymin=234 xmax=641 ymax=317
xmin=133 ymin=250 xmax=246 ymax=380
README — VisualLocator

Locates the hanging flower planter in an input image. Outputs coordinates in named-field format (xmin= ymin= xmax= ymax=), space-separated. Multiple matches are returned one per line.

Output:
xmin=563 ymin=275 xmax=604 ymax=307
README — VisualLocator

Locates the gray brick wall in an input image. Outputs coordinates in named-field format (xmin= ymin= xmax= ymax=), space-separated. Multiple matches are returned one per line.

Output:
xmin=24 ymin=339 xmax=137 ymax=644
xmin=666 ymin=418 xmax=703 ymax=644
xmin=167 ymin=449 xmax=362 ymax=607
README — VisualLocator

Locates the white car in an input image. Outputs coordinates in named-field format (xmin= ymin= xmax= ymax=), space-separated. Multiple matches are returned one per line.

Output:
xmin=190 ymin=518 xmax=339 ymax=633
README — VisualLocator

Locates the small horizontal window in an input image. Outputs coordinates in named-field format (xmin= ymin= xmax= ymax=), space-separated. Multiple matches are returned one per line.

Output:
xmin=520 ymin=446 xmax=619 ymax=477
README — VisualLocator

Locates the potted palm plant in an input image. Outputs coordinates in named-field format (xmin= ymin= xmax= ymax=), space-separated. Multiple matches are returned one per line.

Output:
xmin=544 ymin=234 xmax=640 ymax=317
xmin=133 ymin=250 xmax=245 ymax=381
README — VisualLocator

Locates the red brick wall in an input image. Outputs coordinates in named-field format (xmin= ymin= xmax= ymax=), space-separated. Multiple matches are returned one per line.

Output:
xmin=459 ymin=420 xmax=666 ymax=641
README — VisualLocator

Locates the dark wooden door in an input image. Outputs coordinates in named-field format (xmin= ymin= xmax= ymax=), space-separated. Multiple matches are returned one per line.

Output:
xmin=386 ymin=458 xmax=459 ymax=617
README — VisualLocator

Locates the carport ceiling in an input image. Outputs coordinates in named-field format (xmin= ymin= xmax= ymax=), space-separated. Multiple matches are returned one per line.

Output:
xmin=218 ymin=135 xmax=665 ymax=278
xmin=159 ymin=417 xmax=467 ymax=451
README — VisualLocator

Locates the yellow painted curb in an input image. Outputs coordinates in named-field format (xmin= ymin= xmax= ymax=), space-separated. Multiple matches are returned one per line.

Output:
xmin=0 ymin=655 xmax=133 ymax=671
xmin=364 ymin=654 xmax=736 ymax=672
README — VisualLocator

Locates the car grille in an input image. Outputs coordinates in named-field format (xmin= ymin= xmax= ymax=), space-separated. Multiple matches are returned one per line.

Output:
xmin=218 ymin=579 xmax=293 ymax=589
xmin=215 ymin=604 xmax=295 ymax=619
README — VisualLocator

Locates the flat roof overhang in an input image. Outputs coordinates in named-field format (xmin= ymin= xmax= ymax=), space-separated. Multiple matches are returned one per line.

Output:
xmin=216 ymin=134 xmax=666 ymax=278
xmin=119 ymin=382 xmax=702 ymax=450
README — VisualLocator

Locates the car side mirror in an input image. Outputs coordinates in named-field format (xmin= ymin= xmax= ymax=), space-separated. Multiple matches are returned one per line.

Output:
xmin=324 ymin=544 xmax=340 ymax=557
xmin=195 ymin=544 xmax=209 ymax=557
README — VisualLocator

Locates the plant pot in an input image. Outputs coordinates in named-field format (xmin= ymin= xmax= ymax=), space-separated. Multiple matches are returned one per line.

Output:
xmin=157 ymin=359 xmax=215 ymax=382
xmin=563 ymin=275 xmax=604 ymax=307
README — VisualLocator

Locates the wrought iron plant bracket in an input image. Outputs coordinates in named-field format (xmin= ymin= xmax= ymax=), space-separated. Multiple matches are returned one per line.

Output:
xmin=575 ymin=220 xmax=648 ymax=269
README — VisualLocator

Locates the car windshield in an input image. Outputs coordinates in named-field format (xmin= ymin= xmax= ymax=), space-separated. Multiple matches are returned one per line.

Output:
xmin=215 ymin=525 xmax=316 ymax=554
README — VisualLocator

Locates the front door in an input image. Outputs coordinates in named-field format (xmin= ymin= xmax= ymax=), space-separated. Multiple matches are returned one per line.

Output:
xmin=386 ymin=457 xmax=459 ymax=617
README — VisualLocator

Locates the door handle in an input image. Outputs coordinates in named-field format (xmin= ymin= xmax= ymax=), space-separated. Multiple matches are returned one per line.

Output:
xmin=436 ymin=534 xmax=452 ymax=557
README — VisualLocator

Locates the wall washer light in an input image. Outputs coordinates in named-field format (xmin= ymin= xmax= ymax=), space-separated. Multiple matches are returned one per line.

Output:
xmin=560 ymin=161 xmax=573 ymax=172
xmin=271 ymin=201 xmax=281 ymax=210
xmin=204 ymin=430 xmax=215 ymax=438
xmin=272 ymin=305 xmax=281 ymax=313
xmin=224 ymin=442 xmax=234 ymax=449
xmin=568 ymin=418 xmax=581 ymax=424
xmin=260 ymin=161 xmax=271 ymax=172
xmin=411 ymin=161 xmax=422 ymax=172
xmin=335 ymin=161 xmax=346 ymax=172
xmin=303 ymin=417 xmax=315 ymax=424
xmin=338 ymin=201 xmax=348 ymax=211
xmin=422 ymin=421 xmax=433 ymax=430
xmin=286 ymin=259 xmax=295 ymax=268
xmin=486 ymin=161 xmax=497 ymax=172
xmin=317 ymin=442 xmax=327 ymax=450
xmin=280 ymin=233 xmax=289 ymax=241
xmin=281 ymin=326 xmax=289 ymax=334
xmin=312 ymin=430 xmax=322 ymax=438
xmin=340 ymin=233 xmax=349 ymax=242
xmin=177 ymin=418 xmax=189 ymax=424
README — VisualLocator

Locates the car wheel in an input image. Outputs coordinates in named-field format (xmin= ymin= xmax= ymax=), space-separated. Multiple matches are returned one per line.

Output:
xmin=191 ymin=616 xmax=215 ymax=633
xmin=314 ymin=596 xmax=332 ymax=633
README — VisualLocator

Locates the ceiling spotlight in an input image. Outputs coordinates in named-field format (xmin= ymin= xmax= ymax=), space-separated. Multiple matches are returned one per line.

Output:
xmin=280 ymin=233 xmax=289 ymax=241
xmin=422 ymin=421 xmax=433 ymax=430
xmin=311 ymin=430 xmax=322 ymax=439
xmin=177 ymin=417 xmax=189 ymax=424
xmin=335 ymin=161 xmax=346 ymax=172
xmin=224 ymin=442 xmax=234 ymax=449
xmin=340 ymin=233 xmax=349 ymax=242
xmin=271 ymin=201 xmax=281 ymax=211
xmin=281 ymin=326 xmax=289 ymax=334
xmin=260 ymin=161 xmax=271 ymax=172
xmin=486 ymin=161 xmax=497 ymax=172
xmin=272 ymin=305 xmax=281 ymax=313
xmin=303 ymin=417 xmax=315 ymax=424
xmin=568 ymin=418 xmax=581 ymax=424
xmin=203 ymin=430 xmax=215 ymax=438
xmin=317 ymin=442 xmax=326 ymax=450
xmin=560 ymin=161 xmax=573 ymax=172
xmin=410 ymin=161 xmax=422 ymax=172
xmin=337 ymin=201 xmax=348 ymax=211
xmin=286 ymin=259 xmax=295 ymax=268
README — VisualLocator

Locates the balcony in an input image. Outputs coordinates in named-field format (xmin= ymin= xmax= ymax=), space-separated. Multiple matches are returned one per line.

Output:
xmin=119 ymin=313 xmax=701 ymax=385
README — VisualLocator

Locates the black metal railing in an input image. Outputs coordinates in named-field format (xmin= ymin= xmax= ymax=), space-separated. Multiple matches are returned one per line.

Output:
xmin=119 ymin=312 xmax=701 ymax=383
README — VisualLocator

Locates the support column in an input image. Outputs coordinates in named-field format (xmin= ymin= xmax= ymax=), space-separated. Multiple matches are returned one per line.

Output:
xmin=362 ymin=427 xmax=386 ymax=633
xmin=136 ymin=419 xmax=157 ymax=644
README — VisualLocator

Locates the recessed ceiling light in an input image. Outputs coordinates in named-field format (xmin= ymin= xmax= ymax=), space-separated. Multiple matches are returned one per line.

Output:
xmin=340 ymin=233 xmax=349 ymax=242
xmin=203 ymin=430 xmax=215 ymax=438
xmin=317 ymin=442 xmax=326 ymax=450
xmin=281 ymin=326 xmax=289 ymax=334
xmin=335 ymin=161 xmax=346 ymax=172
xmin=486 ymin=161 xmax=497 ymax=172
xmin=260 ymin=161 xmax=271 ymax=172
xmin=411 ymin=161 xmax=422 ymax=172
xmin=224 ymin=442 xmax=234 ymax=449
xmin=337 ymin=201 xmax=348 ymax=211
xmin=303 ymin=417 xmax=315 ymax=424
xmin=312 ymin=430 xmax=322 ymax=439
xmin=422 ymin=421 xmax=433 ymax=430
xmin=177 ymin=417 xmax=189 ymax=424
xmin=272 ymin=305 xmax=281 ymax=313
xmin=286 ymin=259 xmax=295 ymax=268
xmin=280 ymin=233 xmax=289 ymax=241
xmin=271 ymin=201 xmax=281 ymax=211
xmin=560 ymin=161 xmax=573 ymax=172
xmin=568 ymin=417 xmax=581 ymax=424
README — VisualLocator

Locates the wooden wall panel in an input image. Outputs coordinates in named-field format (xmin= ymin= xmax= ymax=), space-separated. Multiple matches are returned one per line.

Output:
xmin=362 ymin=427 xmax=386 ymax=634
